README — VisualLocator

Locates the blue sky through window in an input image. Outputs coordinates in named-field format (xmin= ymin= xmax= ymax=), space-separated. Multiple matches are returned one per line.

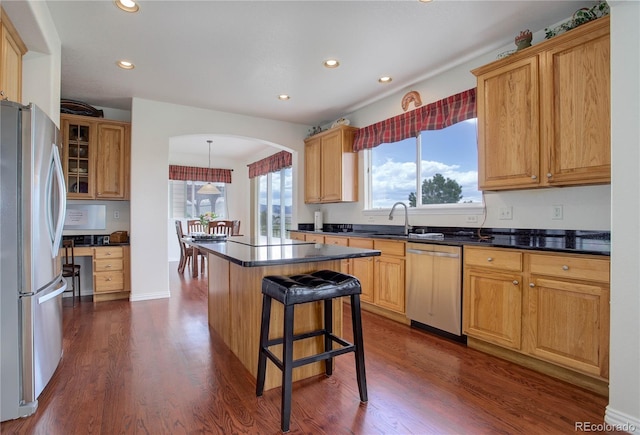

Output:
xmin=370 ymin=119 xmax=480 ymax=208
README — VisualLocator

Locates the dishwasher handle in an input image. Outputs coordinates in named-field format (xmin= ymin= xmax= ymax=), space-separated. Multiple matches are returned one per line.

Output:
xmin=407 ymin=248 xmax=460 ymax=259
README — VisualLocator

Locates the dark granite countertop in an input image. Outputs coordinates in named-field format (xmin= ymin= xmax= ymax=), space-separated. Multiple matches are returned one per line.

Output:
xmin=188 ymin=235 xmax=381 ymax=267
xmin=294 ymin=225 xmax=610 ymax=256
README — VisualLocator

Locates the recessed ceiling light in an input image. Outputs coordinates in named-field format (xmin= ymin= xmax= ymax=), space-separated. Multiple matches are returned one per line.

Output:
xmin=418 ymin=0 xmax=433 ymax=3
xmin=378 ymin=76 xmax=393 ymax=83
xmin=116 ymin=60 xmax=135 ymax=70
xmin=114 ymin=0 xmax=139 ymax=13
xmin=278 ymin=94 xmax=290 ymax=101
xmin=323 ymin=59 xmax=340 ymax=68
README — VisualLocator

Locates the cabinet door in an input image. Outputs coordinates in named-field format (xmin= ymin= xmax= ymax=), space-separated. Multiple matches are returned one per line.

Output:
xmin=476 ymin=56 xmax=540 ymax=190
xmin=542 ymin=26 xmax=610 ymax=186
xmin=320 ymin=130 xmax=343 ymax=202
xmin=349 ymin=238 xmax=375 ymax=303
xmin=62 ymin=117 xmax=95 ymax=199
xmin=374 ymin=255 xmax=405 ymax=313
xmin=304 ymin=137 xmax=321 ymax=203
xmin=96 ymin=123 xmax=128 ymax=199
xmin=1 ymin=13 xmax=26 ymax=102
xmin=463 ymin=269 xmax=522 ymax=349
xmin=525 ymin=277 xmax=609 ymax=378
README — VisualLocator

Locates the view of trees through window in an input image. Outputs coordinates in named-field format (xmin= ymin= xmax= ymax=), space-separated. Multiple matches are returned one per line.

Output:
xmin=369 ymin=119 xmax=480 ymax=209
xmin=257 ymin=167 xmax=292 ymax=243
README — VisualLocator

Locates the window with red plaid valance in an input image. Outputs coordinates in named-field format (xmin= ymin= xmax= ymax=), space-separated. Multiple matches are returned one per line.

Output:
xmin=168 ymin=165 xmax=232 ymax=183
xmin=353 ymin=88 xmax=477 ymax=152
xmin=248 ymin=150 xmax=292 ymax=178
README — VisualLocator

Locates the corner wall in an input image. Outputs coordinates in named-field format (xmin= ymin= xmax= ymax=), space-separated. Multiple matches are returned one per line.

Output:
xmin=606 ymin=2 xmax=640 ymax=433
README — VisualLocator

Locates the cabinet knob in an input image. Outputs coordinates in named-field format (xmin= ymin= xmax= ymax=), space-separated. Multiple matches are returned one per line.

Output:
xmin=547 ymin=173 xmax=553 ymax=178
xmin=529 ymin=282 xmax=535 ymax=287
xmin=562 ymin=265 xmax=569 ymax=271
xmin=106 ymin=277 xmax=112 ymax=281
xmin=512 ymin=280 xmax=519 ymax=285
xmin=106 ymin=264 xmax=112 ymax=268
xmin=105 ymin=252 xmax=112 ymax=256
xmin=531 ymin=175 xmax=537 ymax=180
xmin=487 ymin=257 xmax=493 ymax=262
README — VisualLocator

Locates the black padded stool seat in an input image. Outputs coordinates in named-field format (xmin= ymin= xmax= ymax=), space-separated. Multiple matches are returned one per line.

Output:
xmin=256 ymin=270 xmax=368 ymax=433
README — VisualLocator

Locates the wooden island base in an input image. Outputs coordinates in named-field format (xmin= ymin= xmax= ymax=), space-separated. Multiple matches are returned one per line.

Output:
xmin=207 ymin=254 xmax=343 ymax=391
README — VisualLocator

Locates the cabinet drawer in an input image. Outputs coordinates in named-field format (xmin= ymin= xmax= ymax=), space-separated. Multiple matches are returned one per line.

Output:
xmin=528 ymin=254 xmax=609 ymax=283
xmin=94 ymin=272 xmax=124 ymax=292
xmin=465 ymin=247 xmax=522 ymax=271
xmin=324 ymin=236 xmax=348 ymax=246
xmin=305 ymin=234 xmax=324 ymax=243
xmin=94 ymin=247 xmax=123 ymax=259
xmin=374 ymin=239 xmax=405 ymax=257
xmin=349 ymin=238 xmax=374 ymax=249
xmin=94 ymin=258 xmax=123 ymax=272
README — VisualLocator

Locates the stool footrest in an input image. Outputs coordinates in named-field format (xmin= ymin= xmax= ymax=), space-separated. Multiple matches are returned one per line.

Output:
xmin=262 ymin=329 xmax=356 ymax=370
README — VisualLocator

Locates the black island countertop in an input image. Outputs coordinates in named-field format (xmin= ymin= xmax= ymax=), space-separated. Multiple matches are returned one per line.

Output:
xmin=295 ymin=225 xmax=611 ymax=256
xmin=188 ymin=235 xmax=381 ymax=267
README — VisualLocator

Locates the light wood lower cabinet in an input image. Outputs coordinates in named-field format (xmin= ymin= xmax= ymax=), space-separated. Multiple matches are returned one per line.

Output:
xmin=463 ymin=246 xmax=610 ymax=394
xmin=92 ymin=246 xmax=130 ymax=302
xmin=347 ymin=238 xmax=375 ymax=304
xmin=373 ymin=240 xmax=406 ymax=314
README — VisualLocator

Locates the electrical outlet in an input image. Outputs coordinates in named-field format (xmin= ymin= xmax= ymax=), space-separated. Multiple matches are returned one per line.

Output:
xmin=466 ymin=215 xmax=479 ymax=223
xmin=499 ymin=206 xmax=513 ymax=220
xmin=552 ymin=205 xmax=563 ymax=220
xmin=114 ymin=210 xmax=120 ymax=219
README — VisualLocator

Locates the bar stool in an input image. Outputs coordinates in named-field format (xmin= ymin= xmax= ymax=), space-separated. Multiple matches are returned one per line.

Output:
xmin=256 ymin=270 xmax=368 ymax=433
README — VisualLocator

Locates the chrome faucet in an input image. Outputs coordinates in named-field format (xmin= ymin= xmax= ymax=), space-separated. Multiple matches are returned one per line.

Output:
xmin=389 ymin=201 xmax=411 ymax=236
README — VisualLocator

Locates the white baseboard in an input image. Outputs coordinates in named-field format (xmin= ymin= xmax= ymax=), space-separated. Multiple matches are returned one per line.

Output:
xmin=604 ymin=406 xmax=640 ymax=434
xmin=129 ymin=290 xmax=170 ymax=302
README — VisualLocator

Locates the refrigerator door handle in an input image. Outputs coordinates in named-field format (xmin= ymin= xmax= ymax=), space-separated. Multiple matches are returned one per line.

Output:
xmin=37 ymin=277 xmax=67 ymax=304
xmin=46 ymin=143 xmax=66 ymax=257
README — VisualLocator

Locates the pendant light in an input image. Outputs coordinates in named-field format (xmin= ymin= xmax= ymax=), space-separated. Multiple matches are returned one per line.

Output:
xmin=198 ymin=140 xmax=221 ymax=194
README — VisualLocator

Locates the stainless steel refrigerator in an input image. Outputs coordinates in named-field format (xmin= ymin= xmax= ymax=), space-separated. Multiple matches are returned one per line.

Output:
xmin=1 ymin=101 xmax=67 ymax=421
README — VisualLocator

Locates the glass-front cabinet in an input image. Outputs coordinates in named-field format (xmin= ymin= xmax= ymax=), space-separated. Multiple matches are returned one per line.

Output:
xmin=62 ymin=117 xmax=94 ymax=198
xmin=60 ymin=114 xmax=130 ymax=200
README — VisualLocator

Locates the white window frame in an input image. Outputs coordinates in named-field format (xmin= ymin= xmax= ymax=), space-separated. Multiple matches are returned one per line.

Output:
xmin=364 ymin=121 xmax=484 ymax=217
xmin=255 ymin=167 xmax=292 ymax=244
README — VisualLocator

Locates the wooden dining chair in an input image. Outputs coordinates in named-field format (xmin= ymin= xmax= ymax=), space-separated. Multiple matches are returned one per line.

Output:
xmin=62 ymin=239 xmax=81 ymax=304
xmin=187 ymin=219 xmax=208 ymax=234
xmin=209 ymin=220 xmax=234 ymax=236
xmin=176 ymin=220 xmax=206 ymax=274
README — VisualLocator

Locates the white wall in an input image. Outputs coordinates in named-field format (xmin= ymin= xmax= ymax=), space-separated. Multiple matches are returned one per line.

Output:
xmin=129 ymin=98 xmax=309 ymax=301
xmin=607 ymin=2 xmax=640 ymax=433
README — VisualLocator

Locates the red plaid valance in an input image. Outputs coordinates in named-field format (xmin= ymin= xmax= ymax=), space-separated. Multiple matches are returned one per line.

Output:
xmin=353 ymin=88 xmax=477 ymax=151
xmin=248 ymin=150 xmax=292 ymax=178
xmin=169 ymin=165 xmax=232 ymax=183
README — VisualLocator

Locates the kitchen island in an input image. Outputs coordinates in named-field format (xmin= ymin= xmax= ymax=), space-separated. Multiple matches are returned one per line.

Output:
xmin=189 ymin=236 xmax=380 ymax=390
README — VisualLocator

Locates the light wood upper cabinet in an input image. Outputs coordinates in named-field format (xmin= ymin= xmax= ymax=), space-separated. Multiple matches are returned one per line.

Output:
xmin=473 ymin=16 xmax=610 ymax=191
xmin=96 ymin=122 xmax=129 ymax=199
xmin=0 ymin=8 xmax=27 ymax=103
xmin=304 ymin=125 xmax=358 ymax=203
xmin=61 ymin=114 xmax=130 ymax=200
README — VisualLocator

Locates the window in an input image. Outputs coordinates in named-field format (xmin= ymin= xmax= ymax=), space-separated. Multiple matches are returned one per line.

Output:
xmin=169 ymin=180 xmax=228 ymax=219
xmin=257 ymin=167 xmax=292 ymax=243
xmin=369 ymin=118 xmax=480 ymax=209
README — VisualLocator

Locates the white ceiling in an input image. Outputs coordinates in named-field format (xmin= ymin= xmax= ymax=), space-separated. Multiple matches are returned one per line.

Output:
xmin=38 ymin=1 xmax=592 ymax=158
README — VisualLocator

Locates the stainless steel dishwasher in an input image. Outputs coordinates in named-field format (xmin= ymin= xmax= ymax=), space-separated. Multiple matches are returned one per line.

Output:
xmin=406 ymin=242 xmax=464 ymax=341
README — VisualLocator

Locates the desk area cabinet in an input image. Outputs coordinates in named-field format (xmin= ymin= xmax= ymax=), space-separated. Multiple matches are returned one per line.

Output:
xmin=72 ymin=245 xmax=131 ymax=302
xmin=61 ymin=114 xmax=130 ymax=200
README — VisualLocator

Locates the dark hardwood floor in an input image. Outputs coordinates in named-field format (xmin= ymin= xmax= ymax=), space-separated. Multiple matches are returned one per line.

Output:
xmin=2 ymin=263 xmax=615 ymax=434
